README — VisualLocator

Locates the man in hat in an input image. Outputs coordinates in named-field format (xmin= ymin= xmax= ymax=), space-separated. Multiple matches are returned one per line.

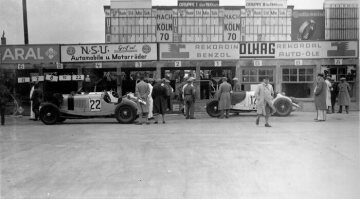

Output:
xmin=146 ymin=78 xmax=154 ymax=120
xmin=232 ymin=77 xmax=242 ymax=92
xmin=0 ymin=78 xmax=11 ymax=125
xmin=218 ymin=77 xmax=232 ymax=119
xmin=324 ymin=75 xmax=332 ymax=114
xmin=314 ymin=73 xmax=327 ymax=121
xmin=337 ymin=77 xmax=351 ymax=113
xmin=135 ymin=75 xmax=150 ymax=125
xmin=183 ymin=77 xmax=196 ymax=119
xmin=255 ymin=76 xmax=276 ymax=127
xmin=162 ymin=78 xmax=173 ymax=111
xmin=152 ymin=79 xmax=168 ymax=123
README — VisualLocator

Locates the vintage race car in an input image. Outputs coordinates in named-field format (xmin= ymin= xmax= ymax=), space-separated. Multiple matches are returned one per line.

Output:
xmin=39 ymin=91 xmax=142 ymax=125
xmin=206 ymin=91 xmax=300 ymax=117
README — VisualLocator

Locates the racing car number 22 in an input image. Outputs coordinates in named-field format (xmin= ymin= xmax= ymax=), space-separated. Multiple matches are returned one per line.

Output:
xmin=89 ymin=98 xmax=101 ymax=111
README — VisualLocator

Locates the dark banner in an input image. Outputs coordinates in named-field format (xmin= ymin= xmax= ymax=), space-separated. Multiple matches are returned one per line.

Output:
xmin=292 ymin=10 xmax=325 ymax=41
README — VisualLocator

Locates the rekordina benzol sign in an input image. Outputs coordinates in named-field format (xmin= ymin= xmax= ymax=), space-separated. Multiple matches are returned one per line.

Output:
xmin=0 ymin=45 xmax=60 ymax=64
xmin=239 ymin=41 xmax=358 ymax=59
xmin=61 ymin=43 xmax=157 ymax=62
xmin=160 ymin=43 xmax=239 ymax=60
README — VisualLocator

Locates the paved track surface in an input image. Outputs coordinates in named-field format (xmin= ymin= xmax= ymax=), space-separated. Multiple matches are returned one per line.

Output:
xmin=1 ymin=112 xmax=359 ymax=199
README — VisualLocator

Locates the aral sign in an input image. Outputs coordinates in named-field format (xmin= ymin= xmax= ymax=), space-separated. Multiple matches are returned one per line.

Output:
xmin=0 ymin=45 xmax=60 ymax=64
xmin=61 ymin=43 xmax=157 ymax=62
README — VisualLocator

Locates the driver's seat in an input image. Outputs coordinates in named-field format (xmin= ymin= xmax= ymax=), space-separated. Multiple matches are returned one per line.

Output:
xmin=231 ymin=91 xmax=247 ymax=105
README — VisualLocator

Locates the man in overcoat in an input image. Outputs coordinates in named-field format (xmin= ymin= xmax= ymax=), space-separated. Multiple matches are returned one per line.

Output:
xmin=31 ymin=83 xmax=43 ymax=121
xmin=0 ymin=80 xmax=10 ymax=125
xmin=183 ymin=77 xmax=196 ymax=119
xmin=152 ymin=79 xmax=168 ymax=123
xmin=218 ymin=77 xmax=232 ymax=119
xmin=135 ymin=75 xmax=150 ymax=125
xmin=314 ymin=74 xmax=327 ymax=121
xmin=255 ymin=76 xmax=276 ymax=127
xmin=337 ymin=77 xmax=351 ymax=114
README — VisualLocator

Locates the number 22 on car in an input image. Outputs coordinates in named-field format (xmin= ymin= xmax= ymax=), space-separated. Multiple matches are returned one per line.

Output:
xmin=89 ymin=98 xmax=101 ymax=111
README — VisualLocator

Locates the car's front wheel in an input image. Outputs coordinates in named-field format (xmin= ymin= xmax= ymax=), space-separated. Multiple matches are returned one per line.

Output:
xmin=40 ymin=104 xmax=60 ymax=125
xmin=206 ymin=100 xmax=221 ymax=117
xmin=273 ymin=98 xmax=292 ymax=117
xmin=115 ymin=105 xmax=136 ymax=124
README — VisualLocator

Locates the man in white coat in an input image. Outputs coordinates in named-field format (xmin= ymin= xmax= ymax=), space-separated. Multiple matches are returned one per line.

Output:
xmin=325 ymin=75 xmax=332 ymax=114
xmin=29 ymin=82 xmax=36 ymax=120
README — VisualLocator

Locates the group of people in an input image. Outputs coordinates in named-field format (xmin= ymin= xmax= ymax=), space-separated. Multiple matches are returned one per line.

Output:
xmin=135 ymin=75 xmax=198 ymax=125
xmin=314 ymin=74 xmax=351 ymax=121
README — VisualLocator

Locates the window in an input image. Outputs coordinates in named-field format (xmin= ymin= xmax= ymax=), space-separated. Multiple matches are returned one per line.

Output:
xmin=282 ymin=67 xmax=314 ymax=98
xmin=242 ymin=68 xmax=274 ymax=91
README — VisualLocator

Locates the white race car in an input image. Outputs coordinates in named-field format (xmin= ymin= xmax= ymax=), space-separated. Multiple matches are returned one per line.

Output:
xmin=206 ymin=91 xmax=300 ymax=117
xmin=39 ymin=91 xmax=143 ymax=125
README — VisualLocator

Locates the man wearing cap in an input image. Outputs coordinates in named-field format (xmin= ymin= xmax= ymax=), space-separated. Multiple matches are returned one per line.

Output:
xmin=314 ymin=74 xmax=327 ymax=121
xmin=183 ymin=77 xmax=196 ymax=119
xmin=152 ymin=79 xmax=168 ymax=123
xmin=324 ymin=75 xmax=332 ymax=114
xmin=255 ymin=76 xmax=276 ymax=127
xmin=162 ymin=78 xmax=173 ymax=111
xmin=135 ymin=75 xmax=150 ymax=125
xmin=337 ymin=77 xmax=351 ymax=113
xmin=232 ymin=77 xmax=242 ymax=92
xmin=218 ymin=77 xmax=232 ymax=119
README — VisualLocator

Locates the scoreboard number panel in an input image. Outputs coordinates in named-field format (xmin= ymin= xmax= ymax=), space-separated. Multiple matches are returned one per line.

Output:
xmin=156 ymin=10 xmax=174 ymax=42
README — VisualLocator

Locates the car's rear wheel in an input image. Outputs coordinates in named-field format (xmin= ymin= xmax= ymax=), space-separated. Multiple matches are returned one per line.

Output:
xmin=115 ymin=105 xmax=136 ymax=124
xmin=57 ymin=117 xmax=66 ymax=123
xmin=273 ymin=98 xmax=292 ymax=117
xmin=206 ymin=100 xmax=221 ymax=117
xmin=40 ymin=104 xmax=59 ymax=125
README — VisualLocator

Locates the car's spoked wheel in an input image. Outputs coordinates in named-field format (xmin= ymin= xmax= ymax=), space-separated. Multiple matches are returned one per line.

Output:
xmin=40 ymin=105 xmax=59 ymax=125
xmin=206 ymin=101 xmax=221 ymax=117
xmin=115 ymin=105 xmax=135 ymax=124
xmin=274 ymin=98 xmax=292 ymax=116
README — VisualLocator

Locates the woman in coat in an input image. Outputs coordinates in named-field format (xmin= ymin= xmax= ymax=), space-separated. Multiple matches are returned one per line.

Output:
xmin=314 ymin=74 xmax=327 ymax=121
xmin=152 ymin=79 xmax=168 ymax=123
xmin=218 ymin=77 xmax=232 ymax=119
xmin=337 ymin=77 xmax=351 ymax=113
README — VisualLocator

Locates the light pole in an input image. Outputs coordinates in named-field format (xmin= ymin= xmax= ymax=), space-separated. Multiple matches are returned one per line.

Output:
xmin=22 ymin=0 xmax=29 ymax=44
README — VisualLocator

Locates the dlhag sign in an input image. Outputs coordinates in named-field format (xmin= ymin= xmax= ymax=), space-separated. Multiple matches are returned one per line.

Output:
xmin=0 ymin=45 xmax=60 ymax=64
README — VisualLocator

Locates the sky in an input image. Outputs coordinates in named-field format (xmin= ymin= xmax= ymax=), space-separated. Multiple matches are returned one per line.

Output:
xmin=0 ymin=0 xmax=325 ymax=45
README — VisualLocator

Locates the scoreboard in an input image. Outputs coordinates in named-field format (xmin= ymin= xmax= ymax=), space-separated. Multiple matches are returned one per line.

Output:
xmin=105 ymin=2 xmax=293 ymax=43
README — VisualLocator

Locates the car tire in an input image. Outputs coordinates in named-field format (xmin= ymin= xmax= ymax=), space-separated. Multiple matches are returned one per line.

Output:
xmin=57 ymin=117 xmax=66 ymax=123
xmin=206 ymin=100 xmax=221 ymax=117
xmin=273 ymin=98 xmax=292 ymax=117
xmin=115 ymin=105 xmax=136 ymax=124
xmin=40 ymin=103 xmax=60 ymax=125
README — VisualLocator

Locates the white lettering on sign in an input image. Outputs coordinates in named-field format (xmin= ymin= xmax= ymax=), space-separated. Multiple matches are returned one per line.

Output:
xmin=95 ymin=63 xmax=102 ymax=68
xmin=56 ymin=62 xmax=63 ymax=69
xmin=135 ymin=62 xmax=142 ymax=68
xmin=3 ymin=48 xmax=44 ymax=61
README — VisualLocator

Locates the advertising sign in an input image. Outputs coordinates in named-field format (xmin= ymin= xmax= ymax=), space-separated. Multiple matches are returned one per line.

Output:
xmin=156 ymin=10 xmax=174 ymax=42
xmin=245 ymin=0 xmax=287 ymax=9
xmin=223 ymin=10 xmax=241 ymax=42
xmin=160 ymin=43 xmax=239 ymax=60
xmin=292 ymin=10 xmax=325 ymax=41
xmin=0 ymin=45 xmax=60 ymax=64
xmin=178 ymin=0 xmax=219 ymax=8
xmin=61 ymin=43 xmax=157 ymax=62
xmin=239 ymin=41 xmax=358 ymax=59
